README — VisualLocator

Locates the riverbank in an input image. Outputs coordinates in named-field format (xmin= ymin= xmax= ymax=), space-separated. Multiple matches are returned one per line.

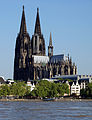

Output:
xmin=0 ymin=98 xmax=92 ymax=102
xmin=0 ymin=98 xmax=42 ymax=102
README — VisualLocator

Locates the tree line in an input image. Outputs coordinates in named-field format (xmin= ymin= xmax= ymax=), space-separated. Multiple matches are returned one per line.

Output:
xmin=31 ymin=80 xmax=69 ymax=98
xmin=0 ymin=82 xmax=30 ymax=98
xmin=0 ymin=80 xmax=69 ymax=99
xmin=80 ymin=83 xmax=92 ymax=98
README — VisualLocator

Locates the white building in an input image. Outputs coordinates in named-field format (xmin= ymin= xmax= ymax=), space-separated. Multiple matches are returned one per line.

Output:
xmin=70 ymin=81 xmax=87 ymax=96
xmin=6 ymin=79 xmax=15 ymax=84
xmin=71 ymin=81 xmax=80 ymax=96
xmin=27 ymin=81 xmax=35 ymax=91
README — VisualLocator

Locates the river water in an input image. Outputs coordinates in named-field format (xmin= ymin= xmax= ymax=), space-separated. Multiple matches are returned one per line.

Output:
xmin=0 ymin=101 xmax=92 ymax=120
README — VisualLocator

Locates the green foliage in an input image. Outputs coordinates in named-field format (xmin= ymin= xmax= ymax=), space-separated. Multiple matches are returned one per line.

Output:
xmin=58 ymin=78 xmax=64 ymax=81
xmin=80 ymin=89 xmax=87 ymax=97
xmin=57 ymin=83 xmax=69 ymax=96
xmin=65 ymin=79 xmax=73 ymax=82
xmin=58 ymin=78 xmax=73 ymax=82
xmin=61 ymin=83 xmax=69 ymax=94
xmin=88 ymin=83 xmax=92 ymax=96
xmin=80 ymin=83 xmax=92 ymax=98
xmin=0 ymin=82 xmax=31 ymax=98
xmin=31 ymin=80 xmax=69 ymax=98
xmin=0 ymin=84 xmax=10 ymax=96
xmin=0 ymin=80 xmax=69 ymax=99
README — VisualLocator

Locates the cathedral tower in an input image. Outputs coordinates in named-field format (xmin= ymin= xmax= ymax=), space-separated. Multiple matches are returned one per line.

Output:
xmin=48 ymin=32 xmax=53 ymax=57
xmin=13 ymin=6 xmax=77 ymax=81
xmin=14 ymin=6 xmax=32 ymax=81
xmin=31 ymin=8 xmax=46 ymax=56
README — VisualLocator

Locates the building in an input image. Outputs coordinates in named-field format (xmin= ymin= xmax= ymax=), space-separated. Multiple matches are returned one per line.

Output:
xmin=52 ymin=74 xmax=92 ymax=96
xmin=14 ymin=6 xmax=77 ymax=81
xmin=27 ymin=80 xmax=35 ymax=91
xmin=0 ymin=77 xmax=6 ymax=85
xmin=6 ymin=79 xmax=15 ymax=85
xmin=52 ymin=74 xmax=92 ymax=82
xmin=0 ymin=77 xmax=15 ymax=85
xmin=70 ymin=80 xmax=87 ymax=96
xmin=70 ymin=81 xmax=80 ymax=96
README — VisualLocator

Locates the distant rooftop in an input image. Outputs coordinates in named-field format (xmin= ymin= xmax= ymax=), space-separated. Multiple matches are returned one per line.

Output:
xmin=52 ymin=74 xmax=92 ymax=81
xmin=50 ymin=54 xmax=66 ymax=63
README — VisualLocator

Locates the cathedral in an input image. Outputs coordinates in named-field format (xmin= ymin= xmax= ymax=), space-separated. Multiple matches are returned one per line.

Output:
xmin=14 ymin=6 xmax=77 ymax=81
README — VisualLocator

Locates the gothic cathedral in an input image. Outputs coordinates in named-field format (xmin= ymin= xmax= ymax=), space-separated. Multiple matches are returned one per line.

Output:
xmin=14 ymin=6 xmax=77 ymax=81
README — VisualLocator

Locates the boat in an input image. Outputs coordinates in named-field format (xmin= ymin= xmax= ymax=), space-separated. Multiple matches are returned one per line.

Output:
xmin=42 ymin=98 xmax=55 ymax=101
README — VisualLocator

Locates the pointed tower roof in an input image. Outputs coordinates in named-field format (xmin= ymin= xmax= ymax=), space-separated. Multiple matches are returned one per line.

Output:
xmin=69 ymin=56 xmax=72 ymax=65
xmin=68 ymin=53 xmax=70 ymax=61
xmin=20 ymin=6 xmax=27 ymax=35
xmin=49 ymin=32 xmax=52 ymax=46
xmin=34 ymin=8 xmax=41 ymax=36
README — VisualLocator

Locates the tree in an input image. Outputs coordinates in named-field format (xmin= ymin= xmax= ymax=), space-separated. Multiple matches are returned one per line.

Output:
xmin=80 ymin=89 xmax=86 ymax=97
xmin=0 ymin=82 xmax=31 ymax=98
xmin=88 ymin=83 xmax=92 ymax=97
xmin=57 ymin=83 xmax=65 ymax=96
xmin=80 ymin=83 xmax=92 ymax=98
xmin=30 ymin=80 xmax=69 ymax=98
xmin=10 ymin=82 xmax=28 ymax=98
xmin=65 ymin=79 xmax=73 ymax=82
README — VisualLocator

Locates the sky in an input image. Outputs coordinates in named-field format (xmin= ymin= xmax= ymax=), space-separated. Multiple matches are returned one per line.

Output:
xmin=0 ymin=0 xmax=92 ymax=79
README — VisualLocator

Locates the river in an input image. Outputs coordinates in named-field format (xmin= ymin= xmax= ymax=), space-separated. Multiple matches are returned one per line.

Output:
xmin=0 ymin=101 xmax=92 ymax=120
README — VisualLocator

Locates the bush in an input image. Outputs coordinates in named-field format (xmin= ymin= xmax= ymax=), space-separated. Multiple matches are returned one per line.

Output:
xmin=31 ymin=80 xmax=69 ymax=98
xmin=0 ymin=82 xmax=31 ymax=98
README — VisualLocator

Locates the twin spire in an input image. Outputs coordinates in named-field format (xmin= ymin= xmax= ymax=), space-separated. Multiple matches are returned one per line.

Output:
xmin=20 ymin=6 xmax=41 ymax=36
xmin=34 ymin=8 xmax=41 ymax=36
xmin=20 ymin=6 xmax=27 ymax=35
xmin=19 ymin=6 xmax=53 ymax=47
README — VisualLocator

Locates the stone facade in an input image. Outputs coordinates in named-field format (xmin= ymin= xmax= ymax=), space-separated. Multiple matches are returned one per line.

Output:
xmin=14 ymin=6 xmax=77 ymax=81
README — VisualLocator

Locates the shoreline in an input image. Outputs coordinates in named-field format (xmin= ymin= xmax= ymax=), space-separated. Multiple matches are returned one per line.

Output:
xmin=0 ymin=98 xmax=92 ymax=102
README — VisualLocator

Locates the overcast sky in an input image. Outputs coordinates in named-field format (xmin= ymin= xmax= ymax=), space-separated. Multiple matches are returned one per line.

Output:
xmin=0 ymin=0 xmax=92 ymax=79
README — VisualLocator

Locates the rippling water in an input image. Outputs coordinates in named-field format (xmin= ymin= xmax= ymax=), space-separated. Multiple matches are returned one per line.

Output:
xmin=0 ymin=101 xmax=92 ymax=120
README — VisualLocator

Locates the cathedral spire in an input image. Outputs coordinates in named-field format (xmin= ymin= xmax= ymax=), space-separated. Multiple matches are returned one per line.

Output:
xmin=34 ymin=8 xmax=41 ymax=36
xmin=48 ymin=32 xmax=53 ymax=57
xmin=49 ymin=32 xmax=52 ymax=46
xmin=20 ymin=5 xmax=27 ymax=35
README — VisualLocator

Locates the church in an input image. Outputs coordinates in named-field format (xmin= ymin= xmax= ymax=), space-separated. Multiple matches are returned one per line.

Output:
xmin=14 ymin=6 xmax=77 ymax=81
